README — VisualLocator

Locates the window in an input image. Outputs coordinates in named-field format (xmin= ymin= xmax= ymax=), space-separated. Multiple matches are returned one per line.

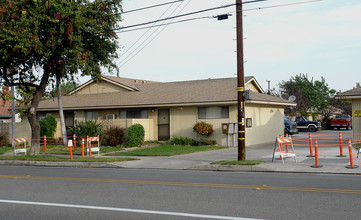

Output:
xmin=85 ymin=111 xmax=98 ymax=120
xmin=198 ymin=107 xmax=229 ymax=119
xmin=119 ymin=109 xmax=148 ymax=119
xmin=38 ymin=113 xmax=52 ymax=121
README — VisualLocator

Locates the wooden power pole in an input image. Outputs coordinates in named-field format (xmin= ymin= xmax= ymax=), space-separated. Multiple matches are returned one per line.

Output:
xmin=236 ymin=0 xmax=245 ymax=160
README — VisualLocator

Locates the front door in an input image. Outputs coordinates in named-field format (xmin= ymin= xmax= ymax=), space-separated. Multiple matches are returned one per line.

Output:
xmin=158 ymin=109 xmax=170 ymax=141
xmin=65 ymin=112 xmax=74 ymax=137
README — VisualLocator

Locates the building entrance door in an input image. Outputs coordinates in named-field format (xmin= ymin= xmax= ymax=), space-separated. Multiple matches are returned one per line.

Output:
xmin=158 ymin=109 xmax=170 ymax=141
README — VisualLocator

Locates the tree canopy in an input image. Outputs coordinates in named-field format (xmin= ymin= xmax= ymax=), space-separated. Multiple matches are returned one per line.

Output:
xmin=279 ymin=74 xmax=335 ymax=117
xmin=0 ymin=0 xmax=122 ymax=154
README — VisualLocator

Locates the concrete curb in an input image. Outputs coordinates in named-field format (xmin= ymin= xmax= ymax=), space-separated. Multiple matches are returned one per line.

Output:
xmin=0 ymin=160 xmax=122 ymax=168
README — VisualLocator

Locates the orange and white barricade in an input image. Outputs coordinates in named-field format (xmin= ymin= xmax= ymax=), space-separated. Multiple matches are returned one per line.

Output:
xmin=87 ymin=136 xmax=100 ymax=156
xmin=272 ymin=136 xmax=296 ymax=164
xmin=13 ymin=138 xmax=27 ymax=155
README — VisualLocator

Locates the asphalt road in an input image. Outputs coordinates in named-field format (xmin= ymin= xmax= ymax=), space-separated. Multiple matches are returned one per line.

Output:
xmin=0 ymin=166 xmax=360 ymax=220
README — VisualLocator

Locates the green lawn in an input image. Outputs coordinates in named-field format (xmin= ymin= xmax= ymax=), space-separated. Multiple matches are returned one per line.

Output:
xmin=211 ymin=160 xmax=264 ymax=165
xmin=106 ymin=145 xmax=226 ymax=156
xmin=0 ymin=155 xmax=137 ymax=162
xmin=0 ymin=147 xmax=12 ymax=155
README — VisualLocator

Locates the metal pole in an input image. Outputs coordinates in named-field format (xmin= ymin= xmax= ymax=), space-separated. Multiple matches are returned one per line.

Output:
xmin=236 ymin=0 xmax=245 ymax=160
xmin=11 ymin=83 xmax=16 ymax=155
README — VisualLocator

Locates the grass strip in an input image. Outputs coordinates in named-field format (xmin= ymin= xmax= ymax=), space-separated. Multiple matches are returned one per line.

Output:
xmin=0 ymin=147 xmax=12 ymax=155
xmin=106 ymin=145 xmax=226 ymax=156
xmin=211 ymin=160 xmax=264 ymax=165
xmin=0 ymin=155 xmax=137 ymax=162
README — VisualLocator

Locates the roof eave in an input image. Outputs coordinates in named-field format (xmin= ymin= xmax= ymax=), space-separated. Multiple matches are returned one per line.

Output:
xmin=335 ymin=95 xmax=361 ymax=100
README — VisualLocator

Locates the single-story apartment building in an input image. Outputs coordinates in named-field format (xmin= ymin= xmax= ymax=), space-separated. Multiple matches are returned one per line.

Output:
xmin=336 ymin=87 xmax=361 ymax=141
xmin=29 ymin=76 xmax=295 ymax=146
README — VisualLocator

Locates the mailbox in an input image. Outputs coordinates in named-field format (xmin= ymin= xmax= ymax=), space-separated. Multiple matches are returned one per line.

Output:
xmin=222 ymin=123 xmax=229 ymax=134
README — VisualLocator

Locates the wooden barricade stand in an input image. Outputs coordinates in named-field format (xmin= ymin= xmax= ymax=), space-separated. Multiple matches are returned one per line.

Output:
xmin=13 ymin=138 xmax=27 ymax=156
xmin=87 ymin=136 xmax=100 ymax=156
xmin=272 ymin=136 xmax=297 ymax=164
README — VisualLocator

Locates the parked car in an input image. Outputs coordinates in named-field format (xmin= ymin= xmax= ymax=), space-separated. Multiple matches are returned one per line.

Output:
xmin=284 ymin=116 xmax=298 ymax=135
xmin=330 ymin=115 xmax=352 ymax=130
xmin=294 ymin=116 xmax=321 ymax=132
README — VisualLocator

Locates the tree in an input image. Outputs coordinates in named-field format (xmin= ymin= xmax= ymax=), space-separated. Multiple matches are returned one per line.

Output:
xmin=279 ymin=74 xmax=333 ymax=117
xmin=0 ymin=0 xmax=122 ymax=155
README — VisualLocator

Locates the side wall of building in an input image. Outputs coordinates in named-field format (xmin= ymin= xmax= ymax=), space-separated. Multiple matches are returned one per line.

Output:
xmin=352 ymin=99 xmax=361 ymax=141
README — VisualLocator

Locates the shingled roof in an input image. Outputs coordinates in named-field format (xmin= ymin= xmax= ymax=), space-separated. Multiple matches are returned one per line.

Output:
xmin=0 ymin=100 xmax=11 ymax=118
xmin=336 ymin=87 xmax=361 ymax=99
xmin=38 ymin=77 xmax=295 ymax=111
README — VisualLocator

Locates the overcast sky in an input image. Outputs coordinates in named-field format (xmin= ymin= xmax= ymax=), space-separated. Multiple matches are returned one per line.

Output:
xmin=88 ymin=0 xmax=361 ymax=93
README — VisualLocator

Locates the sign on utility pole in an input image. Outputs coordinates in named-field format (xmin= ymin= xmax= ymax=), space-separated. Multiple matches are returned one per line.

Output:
xmin=236 ymin=0 xmax=245 ymax=160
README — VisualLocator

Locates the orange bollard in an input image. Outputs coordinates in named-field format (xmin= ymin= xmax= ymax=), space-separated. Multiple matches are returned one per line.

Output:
xmin=311 ymin=139 xmax=322 ymax=168
xmin=307 ymin=133 xmax=314 ymax=157
xmin=81 ymin=138 xmax=85 ymax=158
xmin=73 ymin=134 xmax=77 ymax=152
xmin=88 ymin=138 xmax=92 ymax=157
xmin=68 ymin=140 xmax=73 ymax=160
xmin=337 ymin=132 xmax=345 ymax=157
xmin=346 ymin=139 xmax=359 ymax=169
xmin=44 ymin=135 xmax=47 ymax=153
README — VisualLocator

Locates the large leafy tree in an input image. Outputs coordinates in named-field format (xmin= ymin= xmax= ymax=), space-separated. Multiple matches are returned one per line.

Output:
xmin=279 ymin=74 xmax=335 ymax=117
xmin=0 ymin=0 xmax=121 ymax=155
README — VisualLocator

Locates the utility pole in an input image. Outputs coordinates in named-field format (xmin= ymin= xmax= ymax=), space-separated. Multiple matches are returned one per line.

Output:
xmin=10 ymin=78 xmax=16 ymax=155
xmin=236 ymin=0 xmax=245 ymax=160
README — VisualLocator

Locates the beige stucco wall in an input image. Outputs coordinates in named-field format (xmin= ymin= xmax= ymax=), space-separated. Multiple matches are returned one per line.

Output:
xmin=76 ymin=81 xmax=129 ymax=95
xmin=245 ymin=104 xmax=284 ymax=146
xmin=8 ymin=115 xmax=32 ymax=140
xmin=169 ymin=106 xmax=233 ymax=146
xmin=245 ymin=82 xmax=260 ymax=92
xmin=352 ymin=99 xmax=361 ymax=141
xmin=168 ymin=104 xmax=283 ymax=147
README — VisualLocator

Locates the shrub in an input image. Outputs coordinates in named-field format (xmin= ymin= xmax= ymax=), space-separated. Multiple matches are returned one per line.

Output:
xmin=193 ymin=121 xmax=214 ymax=136
xmin=168 ymin=136 xmax=195 ymax=146
xmin=0 ymin=132 xmax=10 ymax=147
xmin=127 ymin=124 xmax=145 ymax=147
xmin=72 ymin=120 xmax=103 ymax=139
xmin=102 ymin=126 xmax=125 ymax=146
xmin=40 ymin=115 xmax=57 ymax=137
xmin=168 ymin=136 xmax=217 ymax=146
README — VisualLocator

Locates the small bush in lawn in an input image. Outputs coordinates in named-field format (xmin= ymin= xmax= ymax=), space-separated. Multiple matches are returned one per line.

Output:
xmin=168 ymin=136 xmax=217 ymax=146
xmin=127 ymin=124 xmax=145 ymax=147
xmin=168 ymin=136 xmax=193 ymax=146
xmin=102 ymin=126 xmax=125 ymax=146
xmin=40 ymin=115 xmax=57 ymax=137
xmin=72 ymin=120 xmax=103 ymax=139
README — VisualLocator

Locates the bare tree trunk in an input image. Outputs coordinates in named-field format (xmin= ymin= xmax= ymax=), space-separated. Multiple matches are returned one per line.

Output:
xmin=28 ymin=69 xmax=50 ymax=155
xmin=57 ymin=75 xmax=68 ymax=145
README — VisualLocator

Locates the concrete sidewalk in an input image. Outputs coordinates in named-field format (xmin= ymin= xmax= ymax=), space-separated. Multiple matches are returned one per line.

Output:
xmin=108 ymin=142 xmax=361 ymax=174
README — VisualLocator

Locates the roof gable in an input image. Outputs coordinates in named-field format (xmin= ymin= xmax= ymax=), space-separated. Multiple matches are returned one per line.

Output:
xmin=68 ymin=76 xmax=155 ymax=95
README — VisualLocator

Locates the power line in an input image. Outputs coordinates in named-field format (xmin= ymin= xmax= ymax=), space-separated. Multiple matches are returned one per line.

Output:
xmin=116 ymin=16 xmax=214 ymax=33
xmin=122 ymin=0 xmax=184 ymax=14
xmin=117 ymin=0 xmax=322 ymax=34
xmin=244 ymin=0 xmax=322 ymax=12
xmin=117 ymin=0 xmax=192 ymax=68
xmin=118 ymin=1 xmax=178 ymax=60
xmin=115 ymin=0 xmax=266 ymax=31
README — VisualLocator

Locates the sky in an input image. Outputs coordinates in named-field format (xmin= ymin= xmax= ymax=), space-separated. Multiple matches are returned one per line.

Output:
xmin=83 ymin=0 xmax=361 ymax=93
